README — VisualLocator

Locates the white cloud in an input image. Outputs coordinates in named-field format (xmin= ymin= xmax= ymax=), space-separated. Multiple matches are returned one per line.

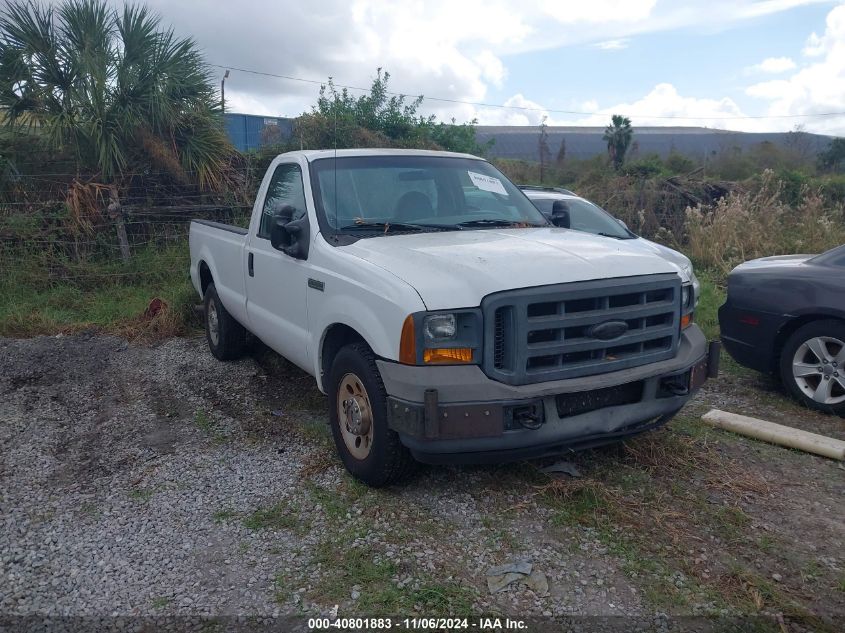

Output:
xmin=594 ymin=39 xmax=630 ymax=50
xmin=747 ymin=56 xmax=797 ymax=74
xmin=79 ymin=0 xmax=842 ymax=133
xmin=565 ymin=83 xmax=749 ymax=129
xmin=539 ymin=0 xmax=656 ymax=24
xmin=473 ymin=50 xmax=507 ymax=88
xmin=746 ymin=3 xmax=845 ymax=134
xmin=803 ymin=31 xmax=826 ymax=57
xmin=475 ymin=94 xmax=550 ymax=126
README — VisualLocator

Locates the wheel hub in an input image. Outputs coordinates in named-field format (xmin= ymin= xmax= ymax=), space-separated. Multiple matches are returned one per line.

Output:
xmin=343 ymin=396 xmax=370 ymax=435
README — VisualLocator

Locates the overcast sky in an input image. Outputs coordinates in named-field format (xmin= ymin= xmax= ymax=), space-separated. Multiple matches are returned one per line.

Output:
xmin=120 ymin=0 xmax=845 ymax=134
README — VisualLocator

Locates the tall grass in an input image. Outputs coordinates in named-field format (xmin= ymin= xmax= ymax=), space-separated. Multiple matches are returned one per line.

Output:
xmin=0 ymin=241 xmax=198 ymax=338
xmin=682 ymin=171 xmax=845 ymax=276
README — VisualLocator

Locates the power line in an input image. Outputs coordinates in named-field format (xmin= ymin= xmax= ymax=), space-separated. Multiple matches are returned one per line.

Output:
xmin=208 ymin=63 xmax=845 ymax=122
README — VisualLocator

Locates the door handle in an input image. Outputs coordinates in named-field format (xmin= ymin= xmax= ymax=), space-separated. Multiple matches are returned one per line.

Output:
xmin=248 ymin=252 xmax=254 ymax=277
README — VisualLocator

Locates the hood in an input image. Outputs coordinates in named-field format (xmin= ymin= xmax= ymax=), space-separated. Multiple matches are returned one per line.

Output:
xmin=339 ymin=227 xmax=683 ymax=310
xmin=628 ymin=238 xmax=690 ymax=271
xmin=734 ymin=254 xmax=814 ymax=272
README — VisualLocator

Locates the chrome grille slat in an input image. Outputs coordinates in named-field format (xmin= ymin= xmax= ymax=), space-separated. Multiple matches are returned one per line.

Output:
xmin=483 ymin=274 xmax=682 ymax=386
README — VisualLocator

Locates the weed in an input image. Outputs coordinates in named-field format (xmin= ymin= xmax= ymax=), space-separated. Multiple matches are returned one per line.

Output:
xmin=194 ymin=410 xmax=214 ymax=433
xmin=212 ymin=508 xmax=237 ymax=523
xmin=757 ymin=535 xmax=775 ymax=553
xmin=243 ymin=501 xmax=307 ymax=534
xmin=712 ymin=505 xmax=751 ymax=538
xmin=150 ymin=596 xmax=171 ymax=609
xmin=128 ymin=488 xmax=153 ymax=502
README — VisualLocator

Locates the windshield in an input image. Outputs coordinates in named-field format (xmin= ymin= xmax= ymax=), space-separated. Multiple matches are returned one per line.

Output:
xmin=310 ymin=155 xmax=548 ymax=234
xmin=809 ymin=244 xmax=845 ymax=268
xmin=530 ymin=197 xmax=633 ymax=239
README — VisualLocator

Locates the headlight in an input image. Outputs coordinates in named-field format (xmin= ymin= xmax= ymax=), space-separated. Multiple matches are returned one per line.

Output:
xmin=399 ymin=310 xmax=481 ymax=365
xmin=423 ymin=314 xmax=456 ymax=341
xmin=681 ymin=282 xmax=694 ymax=329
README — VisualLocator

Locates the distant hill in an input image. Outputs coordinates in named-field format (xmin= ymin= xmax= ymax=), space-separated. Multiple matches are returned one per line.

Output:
xmin=476 ymin=125 xmax=834 ymax=162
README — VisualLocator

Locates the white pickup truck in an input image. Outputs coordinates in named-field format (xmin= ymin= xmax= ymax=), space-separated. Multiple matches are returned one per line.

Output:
xmin=189 ymin=149 xmax=719 ymax=486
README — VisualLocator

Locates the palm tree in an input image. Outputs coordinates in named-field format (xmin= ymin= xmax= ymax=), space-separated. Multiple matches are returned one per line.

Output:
xmin=0 ymin=1 xmax=232 ymax=216
xmin=602 ymin=114 xmax=633 ymax=171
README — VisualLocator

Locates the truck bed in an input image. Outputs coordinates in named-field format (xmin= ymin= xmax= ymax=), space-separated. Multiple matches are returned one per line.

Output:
xmin=189 ymin=219 xmax=250 ymax=326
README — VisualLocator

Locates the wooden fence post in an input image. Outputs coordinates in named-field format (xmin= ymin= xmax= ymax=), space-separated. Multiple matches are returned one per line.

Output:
xmin=108 ymin=185 xmax=130 ymax=261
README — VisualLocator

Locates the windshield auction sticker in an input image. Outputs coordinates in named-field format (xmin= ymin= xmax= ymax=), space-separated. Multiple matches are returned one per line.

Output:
xmin=468 ymin=171 xmax=508 ymax=196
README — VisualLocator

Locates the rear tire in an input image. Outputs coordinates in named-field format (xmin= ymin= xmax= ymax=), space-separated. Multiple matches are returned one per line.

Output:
xmin=779 ymin=319 xmax=845 ymax=416
xmin=328 ymin=342 xmax=415 ymax=487
xmin=203 ymin=283 xmax=246 ymax=361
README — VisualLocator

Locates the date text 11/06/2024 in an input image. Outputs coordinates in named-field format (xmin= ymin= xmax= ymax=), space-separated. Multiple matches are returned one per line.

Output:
xmin=308 ymin=617 xmax=528 ymax=630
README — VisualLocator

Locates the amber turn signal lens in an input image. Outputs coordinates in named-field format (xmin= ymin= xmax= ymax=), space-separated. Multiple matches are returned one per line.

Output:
xmin=399 ymin=315 xmax=417 ymax=364
xmin=423 ymin=347 xmax=473 ymax=364
xmin=681 ymin=313 xmax=694 ymax=329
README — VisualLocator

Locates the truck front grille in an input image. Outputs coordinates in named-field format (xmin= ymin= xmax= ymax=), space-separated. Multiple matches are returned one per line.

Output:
xmin=483 ymin=274 xmax=681 ymax=385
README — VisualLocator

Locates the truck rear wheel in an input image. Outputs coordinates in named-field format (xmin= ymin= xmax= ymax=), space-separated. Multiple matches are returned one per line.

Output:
xmin=203 ymin=283 xmax=246 ymax=361
xmin=328 ymin=343 xmax=415 ymax=487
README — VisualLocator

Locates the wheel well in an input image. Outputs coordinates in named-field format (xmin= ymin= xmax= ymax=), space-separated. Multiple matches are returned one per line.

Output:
xmin=199 ymin=261 xmax=213 ymax=296
xmin=321 ymin=324 xmax=367 ymax=380
xmin=772 ymin=314 xmax=845 ymax=370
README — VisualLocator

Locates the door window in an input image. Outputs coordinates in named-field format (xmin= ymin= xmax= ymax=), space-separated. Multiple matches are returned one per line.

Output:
xmin=258 ymin=163 xmax=307 ymax=239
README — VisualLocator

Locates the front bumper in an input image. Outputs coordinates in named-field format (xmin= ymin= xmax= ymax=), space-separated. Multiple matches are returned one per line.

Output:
xmin=379 ymin=325 xmax=719 ymax=464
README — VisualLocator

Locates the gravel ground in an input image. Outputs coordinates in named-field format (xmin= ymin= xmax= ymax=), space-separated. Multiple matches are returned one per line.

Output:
xmin=1 ymin=333 xmax=842 ymax=628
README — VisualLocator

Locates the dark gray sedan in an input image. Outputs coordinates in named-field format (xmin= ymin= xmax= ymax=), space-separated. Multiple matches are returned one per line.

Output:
xmin=719 ymin=244 xmax=845 ymax=415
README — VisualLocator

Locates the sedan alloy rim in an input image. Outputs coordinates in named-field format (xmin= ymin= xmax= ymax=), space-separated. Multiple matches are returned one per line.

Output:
xmin=792 ymin=336 xmax=845 ymax=405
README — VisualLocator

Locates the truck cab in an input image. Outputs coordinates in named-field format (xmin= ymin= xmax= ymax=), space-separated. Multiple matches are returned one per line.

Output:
xmin=189 ymin=149 xmax=718 ymax=486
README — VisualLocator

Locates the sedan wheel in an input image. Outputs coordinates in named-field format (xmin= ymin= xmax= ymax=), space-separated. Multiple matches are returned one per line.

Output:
xmin=780 ymin=320 xmax=845 ymax=416
xmin=791 ymin=336 xmax=845 ymax=405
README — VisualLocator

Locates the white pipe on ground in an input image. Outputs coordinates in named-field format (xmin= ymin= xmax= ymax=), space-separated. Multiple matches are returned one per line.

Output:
xmin=701 ymin=409 xmax=845 ymax=461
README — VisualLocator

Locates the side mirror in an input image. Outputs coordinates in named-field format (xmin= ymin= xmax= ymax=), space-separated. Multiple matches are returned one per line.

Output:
xmin=270 ymin=205 xmax=310 ymax=260
xmin=551 ymin=200 xmax=570 ymax=228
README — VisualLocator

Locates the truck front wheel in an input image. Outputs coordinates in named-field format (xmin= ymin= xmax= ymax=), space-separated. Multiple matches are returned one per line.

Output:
xmin=203 ymin=283 xmax=246 ymax=361
xmin=328 ymin=343 xmax=415 ymax=487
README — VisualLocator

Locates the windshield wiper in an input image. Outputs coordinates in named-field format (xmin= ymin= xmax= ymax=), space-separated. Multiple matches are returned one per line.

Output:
xmin=339 ymin=221 xmax=457 ymax=233
xmin=595 ymin=232 xmax=634 ymax=240
xmin=456 ymin=219 xmax=544 ymax=228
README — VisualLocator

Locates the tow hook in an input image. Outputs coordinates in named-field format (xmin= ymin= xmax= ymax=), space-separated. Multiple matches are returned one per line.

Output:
xmin=661 ymin=378 xmax=690 ymax=396
xmin=512 ymin=402 xmax=545 ymax=430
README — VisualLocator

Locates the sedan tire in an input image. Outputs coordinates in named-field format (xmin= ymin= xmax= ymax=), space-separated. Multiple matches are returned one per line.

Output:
xmin=779 ymin=319 xmax=845 ymax=416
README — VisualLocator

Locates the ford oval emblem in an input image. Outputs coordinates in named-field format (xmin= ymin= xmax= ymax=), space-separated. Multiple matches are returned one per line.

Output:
xmin=588 ymin=320 xmax=629 ymax=341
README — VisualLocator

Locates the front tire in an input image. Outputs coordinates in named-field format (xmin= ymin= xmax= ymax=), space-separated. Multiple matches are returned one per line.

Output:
xmin=203 ymin=283 xmax=246 ymax=361
xmin=779 ymin=319 xmax=845 ymax=416
xmin=327 ymin=343 xmax=415 ymax=487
